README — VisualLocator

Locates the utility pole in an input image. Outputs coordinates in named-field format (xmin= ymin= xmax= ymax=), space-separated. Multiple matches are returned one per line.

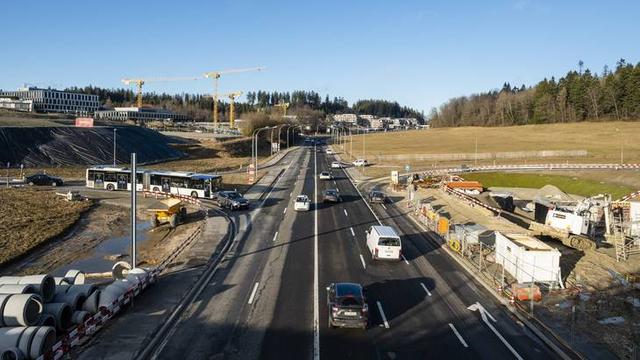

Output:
xmin=113 ymin=128 xmax=117 ymax=166
xmin=131 ymin=153 xmax=137 ymax=267
xmin=475 ymin=136 xmax=478 ymax=166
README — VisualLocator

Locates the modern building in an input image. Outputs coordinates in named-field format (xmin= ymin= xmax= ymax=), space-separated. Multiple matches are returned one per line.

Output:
xmin=94 ymin=107 xmax=189 ymax=122
xmin=0 ymin=97 xmax=33 ymax=112
xmin=0 ymin=87 xmax=99 ymax=114
xmin=332 ymin=113 xmax=358 ymax=123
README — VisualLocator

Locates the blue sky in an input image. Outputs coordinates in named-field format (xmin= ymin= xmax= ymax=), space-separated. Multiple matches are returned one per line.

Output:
xmin=1 ymin=0 xmax=639 ymax=112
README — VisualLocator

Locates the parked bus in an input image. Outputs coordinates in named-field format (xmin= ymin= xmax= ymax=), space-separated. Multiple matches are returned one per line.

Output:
xmin=85 ymin=166 xmax=222 ymax=199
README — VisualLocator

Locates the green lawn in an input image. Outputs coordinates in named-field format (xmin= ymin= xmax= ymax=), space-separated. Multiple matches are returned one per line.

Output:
xmin=463 ymin=172 xmax=634 ymax=199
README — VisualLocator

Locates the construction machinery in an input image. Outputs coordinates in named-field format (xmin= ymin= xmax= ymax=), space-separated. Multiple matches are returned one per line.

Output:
xmin=147 ymin=198 xmax=187 ymax=229
xmin=121 ymin=76 xmax=199 ymax=108
xmin=203 ymin=67 xmax=264 ymax=126
xmin=528 ymin=194 xmax=612 ymax=251
xmin=274 ymin=101 xmax=290 ymax=117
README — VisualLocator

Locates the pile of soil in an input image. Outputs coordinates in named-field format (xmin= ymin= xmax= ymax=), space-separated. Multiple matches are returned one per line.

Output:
xmin=0 ymin=126 xmax=185 ymax=166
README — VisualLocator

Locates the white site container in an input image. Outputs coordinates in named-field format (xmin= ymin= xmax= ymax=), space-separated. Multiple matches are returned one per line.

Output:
xmin=495 ymin=232 xmax=562 ymax=284
xmin=630 ymin=201 xmax=640 ymax=237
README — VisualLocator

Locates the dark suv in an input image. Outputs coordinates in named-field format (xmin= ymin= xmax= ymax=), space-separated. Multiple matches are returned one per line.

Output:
xmin=214 ymin=191 xmax=249 ymax=210
xmin=25 ymin=174 xmax=63 ymax=187
xmin=326 ymin=282 xmax=368 ymax=329
xmin=323 ymin=189 xmax=342 ymax=203
xmin=368 ymin=190 xmax=386 ymax=204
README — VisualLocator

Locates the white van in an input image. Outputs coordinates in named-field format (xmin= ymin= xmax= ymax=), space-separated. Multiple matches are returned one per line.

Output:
xmin=366 ymin=225 xmax=402 ymax=260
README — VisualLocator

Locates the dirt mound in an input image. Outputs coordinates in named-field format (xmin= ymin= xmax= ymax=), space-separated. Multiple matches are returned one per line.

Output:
xmin=0 ymin=126 xmax=185 ymax=166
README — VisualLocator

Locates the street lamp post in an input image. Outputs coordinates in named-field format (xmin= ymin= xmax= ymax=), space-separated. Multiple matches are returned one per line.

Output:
xmin=252 ymin=126 xmax=276 ymax=177
xmin=616 ymin=128 xmax=624 ymax=164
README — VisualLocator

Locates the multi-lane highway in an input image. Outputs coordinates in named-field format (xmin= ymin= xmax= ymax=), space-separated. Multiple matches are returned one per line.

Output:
xmin=148 ymin=142 xmax=562 ymax=360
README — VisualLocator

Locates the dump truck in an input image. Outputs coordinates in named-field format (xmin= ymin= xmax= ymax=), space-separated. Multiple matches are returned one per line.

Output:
xmin=147 ymin=198 xmax=187 ymax=228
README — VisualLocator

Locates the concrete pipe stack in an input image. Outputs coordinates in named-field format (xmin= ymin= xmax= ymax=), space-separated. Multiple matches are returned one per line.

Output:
xmin=0 ymin=327 xmax=55 ymax=360
xmin=99 ymin=267 xmax=149 ymax=309
xmin=0 ymin=270 xmax=87 ymax=359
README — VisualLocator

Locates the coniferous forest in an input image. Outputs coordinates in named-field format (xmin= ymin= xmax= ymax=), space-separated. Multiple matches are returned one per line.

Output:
xmin=429 ymin=59 xmax=640 ymax=127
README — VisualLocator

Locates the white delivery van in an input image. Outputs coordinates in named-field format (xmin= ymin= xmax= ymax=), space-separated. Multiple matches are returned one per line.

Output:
xmin=366 ymin=225 xmax=402 ymax=260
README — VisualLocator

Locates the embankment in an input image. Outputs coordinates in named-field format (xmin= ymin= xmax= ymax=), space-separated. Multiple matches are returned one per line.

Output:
xmin=0 ymin=126 xmax=185 ymax=166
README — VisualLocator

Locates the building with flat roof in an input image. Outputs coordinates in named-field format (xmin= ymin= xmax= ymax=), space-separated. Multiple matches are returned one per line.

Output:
xmin=0 ymin=97 xmax=33 ymax=112
xmin=0 ymin=87 xmax=99 ymax=115
xmin=94 ymin=107 xmax=189 ymax=122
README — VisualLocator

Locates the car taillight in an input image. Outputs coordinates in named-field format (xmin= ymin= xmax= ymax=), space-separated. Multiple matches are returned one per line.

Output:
xmin=332 ymin=306 xmax=339 ymax=314
xmin=374 ymin=248 xmax=379 ymax=256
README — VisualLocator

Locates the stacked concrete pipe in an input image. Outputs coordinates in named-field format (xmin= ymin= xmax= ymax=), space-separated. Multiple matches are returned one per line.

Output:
xmin=0 ymin=347 xmax=23 ymax=360
xmin=42 ymin=303 xmax=71 ymax=332
xmin=0 ymin=326 xmax=55 ymax=360
xmin=71 ymin=311 xmax=91 ymax=325
xmin=0 ymin=294 xmax=42 ymax=327
xmin=0 ymin=285 xmax=36 ymax=296
xmin=0 ymin=276 xmax=55 ymax=303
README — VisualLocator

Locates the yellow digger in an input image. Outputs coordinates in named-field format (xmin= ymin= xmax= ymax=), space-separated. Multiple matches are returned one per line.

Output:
xmin=147 ymin=198 xmax=187 ymax=228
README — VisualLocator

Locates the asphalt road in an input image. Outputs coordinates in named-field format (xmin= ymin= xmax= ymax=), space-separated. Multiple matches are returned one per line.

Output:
xmin=149 ymin=143 xmax=562 ymax=360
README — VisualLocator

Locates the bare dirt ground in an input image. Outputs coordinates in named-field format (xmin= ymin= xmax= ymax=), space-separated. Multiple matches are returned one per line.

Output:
xmin=0 ymin=188 xmax=93 ymax=267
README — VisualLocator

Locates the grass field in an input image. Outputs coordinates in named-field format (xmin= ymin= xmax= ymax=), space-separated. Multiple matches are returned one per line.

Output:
xmin=462 ymin=172 xmax=634 ymax=199
xmin=0 ymin=188 xmax=93 ymax=266
xmin=347 ymin=122 xmax=639 ymax=163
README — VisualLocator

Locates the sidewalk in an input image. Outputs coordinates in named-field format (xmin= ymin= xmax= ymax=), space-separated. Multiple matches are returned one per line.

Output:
xmin=75 ymin=151 xmax=295 ymax=359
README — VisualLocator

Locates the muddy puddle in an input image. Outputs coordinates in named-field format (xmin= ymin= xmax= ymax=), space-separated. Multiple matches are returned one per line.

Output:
xmin=50 ymin=222 xmax=150 ymax=277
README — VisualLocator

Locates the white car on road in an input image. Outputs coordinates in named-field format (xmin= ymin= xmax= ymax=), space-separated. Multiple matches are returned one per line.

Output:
xmin=331 ymin=161 xmax=342 ymax=169
xmin=353 ymin=159 xmax=368 ymax=167
xmin=294 ymin=195 xmax=311 ymax=211
xmin=319 ymin=171 xmax=333 ymax=180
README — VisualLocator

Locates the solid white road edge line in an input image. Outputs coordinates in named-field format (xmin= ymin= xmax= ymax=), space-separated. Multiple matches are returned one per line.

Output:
xmin=420 ymin=282 xmax=432 ymax=297
xmin=359 ymin=254 xmax=366 ymax=269
xmin=248 ymin=282 xmax=259 ymax=305
xmin=272 ymin=231 xmax=278 ymax=242
xmin=376 ymin=301 xmax=390 ymax=329
xmin=448 ymin=323 xmax=469 ymax=348
xmin=350 ymin=227 xmax=355 ymax=237
xmin=313 ymin=143 xmax=320 ymax=360
xmin=401 ymin=254 xmax=409 ymax=265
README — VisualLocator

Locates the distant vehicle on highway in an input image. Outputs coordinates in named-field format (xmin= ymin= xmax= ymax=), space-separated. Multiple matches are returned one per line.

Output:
xmin=353 ymin=159 xmax=368 ymax=167
xmin=323 ymin=189 xmax=341 ymax=203
xmin=330 ymin=161 xmax=342 ymax=169
xmin=294 ymin=195 xmax=311 ymax=211
xmin=214 ymin=190 xmax=249 ymax=210
xmin=326 ymin=282 xmax=368 ymax=329
xmin=368 ymin=190 xmax=386 ymax=204
xmin=325 ymin=148 xmax=334 ymax=155
xmin=25 ymin=174 xmax=63 ymax=187
xmin=319 ymin=171 xmax=333 ymax=180
xmin=366 ymin=225 xmax=402 ymax=260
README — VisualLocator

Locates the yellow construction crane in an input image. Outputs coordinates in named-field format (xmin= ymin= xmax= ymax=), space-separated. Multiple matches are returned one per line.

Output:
xmin=203 ymin=67 xmax=264 ymax=126
xmin=121 ymin=76 xmax=199 ymax=108
xmin=274 ymin=101 xmax=290 ymax=117
xmin=201 ymin=91 xmax=243 ymax=128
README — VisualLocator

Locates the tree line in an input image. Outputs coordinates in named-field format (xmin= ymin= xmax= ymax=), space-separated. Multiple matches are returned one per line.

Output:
xmin=63 ymin=86 xmax=424 ymax=122
xmin=429 ymin=59 xmax=640 ymax=127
